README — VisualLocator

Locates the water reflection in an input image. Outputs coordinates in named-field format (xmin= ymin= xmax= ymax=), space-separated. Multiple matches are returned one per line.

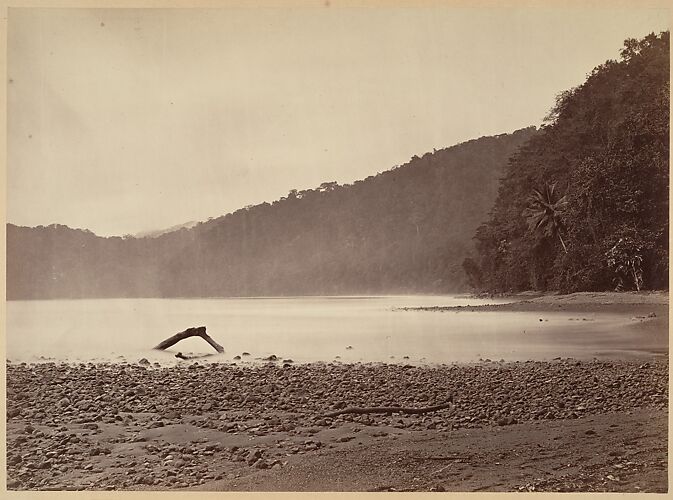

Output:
xmin=6 ymin=296 xmax=665 ymax=364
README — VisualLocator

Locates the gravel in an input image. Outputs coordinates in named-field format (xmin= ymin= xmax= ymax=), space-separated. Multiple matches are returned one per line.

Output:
xmin=6 ymin=358 xmax=668 ymax=490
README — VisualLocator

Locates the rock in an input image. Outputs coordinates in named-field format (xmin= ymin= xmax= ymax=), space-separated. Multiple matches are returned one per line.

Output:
xmin=585 ymin=429 xmax=597 ymax=436
xmin=4 ymin=356 xmax=670 ymax=490
xmin=138 ymin=358 xmax=150 ymax=365
xmin=497 ymin=416 xmax=517 ymax=426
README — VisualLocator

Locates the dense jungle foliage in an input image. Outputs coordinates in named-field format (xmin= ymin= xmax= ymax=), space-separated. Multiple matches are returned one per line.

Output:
xmin=7 ymin=128 xmax=534 ymax=299
xmin=8 ymin=33 xmax=668 ymax=299
xmin=467 ymin=32 xmax=669 ymax=293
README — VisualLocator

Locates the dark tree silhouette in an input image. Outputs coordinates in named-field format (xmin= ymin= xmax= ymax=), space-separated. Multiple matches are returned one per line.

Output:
xmin=523 ymin=182 xmax=568 ymax=253
xmin=6 ymin=128 xmax=535 ymax=299
xmin=474 ymin=31 xmax=669 ymax=293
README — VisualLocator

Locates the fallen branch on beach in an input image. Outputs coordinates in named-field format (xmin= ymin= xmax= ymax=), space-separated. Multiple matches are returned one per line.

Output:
xmin=153 ymin=326 xmax=225 ymax=353
xmin=323 ymin=399 xmax=453 ymax=418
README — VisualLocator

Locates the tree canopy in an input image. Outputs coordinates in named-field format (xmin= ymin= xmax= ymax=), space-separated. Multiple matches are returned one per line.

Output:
xmin=7 ymin=128 xmax=534 ymax=299
xmin=472 ymin=31 xmax=669 ymax=293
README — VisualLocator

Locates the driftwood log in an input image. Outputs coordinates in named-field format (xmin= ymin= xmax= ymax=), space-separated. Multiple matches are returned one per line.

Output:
xmin=153 ymin=326 xmax=225 ymax=353
xmin=323 ymin=399 xmax=453 ymax=418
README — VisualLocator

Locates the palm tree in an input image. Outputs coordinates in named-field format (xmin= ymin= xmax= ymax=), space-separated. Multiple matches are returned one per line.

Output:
xmin=523 ymin=182 xmax=569 ymax=253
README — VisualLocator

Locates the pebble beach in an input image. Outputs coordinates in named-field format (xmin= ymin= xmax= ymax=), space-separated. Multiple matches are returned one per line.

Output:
xmin=6 ymin=357 xmax=668 ymax=491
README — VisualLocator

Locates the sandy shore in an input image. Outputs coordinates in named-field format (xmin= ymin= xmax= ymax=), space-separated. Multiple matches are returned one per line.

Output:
xmin=404 ymin=290 xmax=670 ymax=314
xmin=6 ymin=357 xmax=668 ymax=492
xmin=6 ymin=291 xmax=669 ymax=492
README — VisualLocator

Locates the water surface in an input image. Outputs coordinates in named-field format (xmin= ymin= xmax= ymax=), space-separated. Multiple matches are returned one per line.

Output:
xmin=6 ymin=296 xmax=664 ymax=365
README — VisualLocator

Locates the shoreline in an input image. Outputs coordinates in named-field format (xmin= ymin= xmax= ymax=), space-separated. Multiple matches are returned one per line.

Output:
xmin=6 ymin=357 xmax=668 ymax=492
xmin=6 ymin=291 xmax=669 ymax=491
xmin=8 ymin=291 xmax=669 ymax=368
xmin=401 ymin=290 xmax=669 ymax=313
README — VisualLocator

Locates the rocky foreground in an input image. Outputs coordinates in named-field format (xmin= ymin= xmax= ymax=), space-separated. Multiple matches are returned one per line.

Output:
xmin=6 ymin=358 xmax=668 ymax=491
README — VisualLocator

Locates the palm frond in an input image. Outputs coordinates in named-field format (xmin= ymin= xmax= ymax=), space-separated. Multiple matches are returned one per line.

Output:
xmin=523 ymin=181 xmax=569 ymax=252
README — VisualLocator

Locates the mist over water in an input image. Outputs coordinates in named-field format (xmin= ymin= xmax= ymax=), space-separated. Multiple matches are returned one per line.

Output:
xmin=6 ymin=296 xmax=663 ymax=365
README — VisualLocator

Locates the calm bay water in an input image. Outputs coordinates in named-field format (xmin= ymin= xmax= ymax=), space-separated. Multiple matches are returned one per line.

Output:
xmin=6 ymin=296 xmax=663 ymax=365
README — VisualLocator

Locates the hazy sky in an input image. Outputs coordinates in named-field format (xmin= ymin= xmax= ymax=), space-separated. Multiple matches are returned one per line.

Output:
xmin=7 ymin=6 xmax=669 ymax=236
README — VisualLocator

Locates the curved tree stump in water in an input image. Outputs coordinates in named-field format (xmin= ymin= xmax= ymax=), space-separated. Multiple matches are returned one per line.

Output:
xmin=153 ymin=326 xmax=224 ymax=353
xmin=324 ymin=399 xmax=453 ymax=418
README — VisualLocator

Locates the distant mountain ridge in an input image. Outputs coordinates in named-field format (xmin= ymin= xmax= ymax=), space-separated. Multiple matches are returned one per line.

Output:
xmin=7 ymin=126 xmax=537 ymax=299
xmin=134 ymin=220 xmax=199 ymax=239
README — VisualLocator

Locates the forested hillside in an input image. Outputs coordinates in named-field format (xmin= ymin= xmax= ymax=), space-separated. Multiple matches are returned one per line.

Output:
xmin=7 ymin=127 xmax=535 ymax=299
xmin=468 ymin=32 xmax=669 ymax=293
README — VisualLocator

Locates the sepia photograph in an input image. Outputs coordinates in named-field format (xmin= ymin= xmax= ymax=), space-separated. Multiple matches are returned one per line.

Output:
xmin=4 ymin=1 xmax=670 ymax=493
